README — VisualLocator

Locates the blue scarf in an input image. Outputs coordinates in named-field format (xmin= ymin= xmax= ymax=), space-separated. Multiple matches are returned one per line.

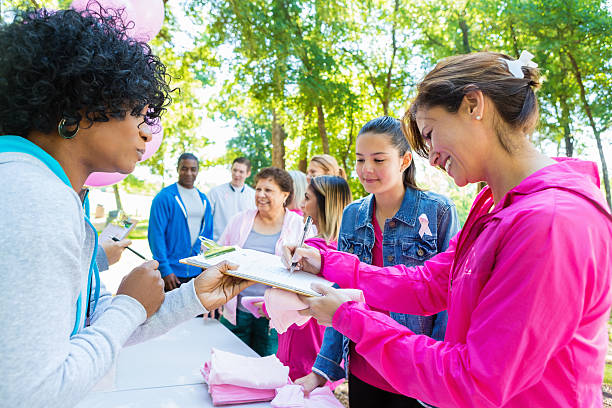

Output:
xmin=0 ymin=135 xmax=100 ymax=336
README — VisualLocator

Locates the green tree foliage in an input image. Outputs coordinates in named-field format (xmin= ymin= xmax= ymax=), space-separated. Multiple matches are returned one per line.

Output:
xmin=190 ymin=0 xmax=610 ymax=208
xmin=410 ymin=0 xmax=611 ymax=207
xmin=225 ymin=116 xmax=274 ymax=186
xmin=3 ymin=0 xmax=610 ymax=211
xmin=145 ymin=5 xmax=217 ymax=180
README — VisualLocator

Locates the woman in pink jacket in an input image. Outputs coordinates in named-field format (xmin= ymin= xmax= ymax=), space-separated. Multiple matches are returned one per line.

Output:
xmin=284 ymin=51 xmax=612 ymax=407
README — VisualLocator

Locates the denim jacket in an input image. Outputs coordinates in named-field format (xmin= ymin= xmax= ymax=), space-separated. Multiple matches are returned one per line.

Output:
xmin=312 ymin=187 xmax=459 ymax=382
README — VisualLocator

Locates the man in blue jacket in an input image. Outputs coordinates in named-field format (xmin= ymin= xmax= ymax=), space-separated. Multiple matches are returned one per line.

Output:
xmin=148 ymin=153 xmax=213 ymax=291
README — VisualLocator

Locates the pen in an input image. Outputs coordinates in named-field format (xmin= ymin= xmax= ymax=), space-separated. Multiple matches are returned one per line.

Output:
xmin=290 ymin=216 xmax=312 ymax=273
xmin=111 ymin=236 xmax=147 ymax=259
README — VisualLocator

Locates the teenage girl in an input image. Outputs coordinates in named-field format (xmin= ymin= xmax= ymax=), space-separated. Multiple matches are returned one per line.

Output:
xmin=296 ymin=116 xmax=459 ymax=408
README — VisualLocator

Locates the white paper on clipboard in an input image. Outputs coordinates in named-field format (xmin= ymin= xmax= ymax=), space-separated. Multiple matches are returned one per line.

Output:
xmin=180 ymin=248 xmax=333 ymax=297
xmin=98 ymin=217 xmax=138 ymax=243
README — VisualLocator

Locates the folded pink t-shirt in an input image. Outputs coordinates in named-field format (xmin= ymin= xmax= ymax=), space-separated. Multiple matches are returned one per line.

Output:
xmin=201 ymin=363 xmax=277 ymax=406
xmin=202 ymin=349 xmax=291 ymax=406
xmin=208 ymin=348 xmax=289 ymax=388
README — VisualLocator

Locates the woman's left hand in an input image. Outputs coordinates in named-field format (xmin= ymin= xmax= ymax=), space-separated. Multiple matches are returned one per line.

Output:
xmin=100 ymin=238 xmax=131 ymax=266
xmin=194 ymin=261 xmax=255 ymax=311
xmin=298 ymin=283 xmax=352 ymax=326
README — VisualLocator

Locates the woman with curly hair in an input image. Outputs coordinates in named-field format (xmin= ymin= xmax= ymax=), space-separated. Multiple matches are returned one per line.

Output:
xmin=0 ymin=7 xmax=252 ymax=407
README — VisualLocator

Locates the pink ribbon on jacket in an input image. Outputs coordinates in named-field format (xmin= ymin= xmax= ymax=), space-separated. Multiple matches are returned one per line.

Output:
xmin=418 ymin=213 xmax=432 ymax=238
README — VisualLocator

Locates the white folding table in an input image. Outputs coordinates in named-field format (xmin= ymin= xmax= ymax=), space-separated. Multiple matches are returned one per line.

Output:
xmin=76 ymin=318 xmax=271 ymax=407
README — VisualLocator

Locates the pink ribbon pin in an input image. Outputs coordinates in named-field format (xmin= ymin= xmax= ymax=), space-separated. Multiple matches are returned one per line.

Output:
xmin=418 ymin=213 xmax=432 ymax=238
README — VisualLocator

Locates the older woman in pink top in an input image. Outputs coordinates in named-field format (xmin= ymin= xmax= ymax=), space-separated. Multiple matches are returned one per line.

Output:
xmin=284 ymin=52 xmax=612 ymax=407
xmin=218 ymin=167 xmax=305 ymax=356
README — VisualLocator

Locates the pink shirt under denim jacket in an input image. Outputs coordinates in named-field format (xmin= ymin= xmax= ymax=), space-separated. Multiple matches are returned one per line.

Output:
xmin=319 ymin=158 xmax=612 ymax=407
xmin=218 ymin=208 xmax=309 ymax=325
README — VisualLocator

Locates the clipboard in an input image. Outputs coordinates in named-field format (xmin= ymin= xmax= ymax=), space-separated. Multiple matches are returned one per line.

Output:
xmin=98 ymin=213 xmax=138 ymax=243
xmin=180 ymin=248 xmax=333 ymax=297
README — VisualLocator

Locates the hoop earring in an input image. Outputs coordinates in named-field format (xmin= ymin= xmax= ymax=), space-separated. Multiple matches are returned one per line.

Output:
xmin=475 ymin=115 xmax=482 ymax=121
xmin=58 ymin=119 xmax=79 ymax=139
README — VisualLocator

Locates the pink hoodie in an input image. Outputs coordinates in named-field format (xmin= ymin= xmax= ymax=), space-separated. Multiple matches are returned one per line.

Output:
xmin=320 ymin=159 xmax=612 ymax=407
xmin=218 ymin=208 xmax=307 ymax=325
xmin=276 ymin=237 xmax=335 ymax=381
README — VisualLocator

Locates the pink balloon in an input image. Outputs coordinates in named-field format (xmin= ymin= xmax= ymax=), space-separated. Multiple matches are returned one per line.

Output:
xmin=85 ymin=172 xmax=128 ymax=187
xmin=71 ymin=0 xmax=165 ymax=42
xmin=140 ymin=121 xmax=163 ymax=161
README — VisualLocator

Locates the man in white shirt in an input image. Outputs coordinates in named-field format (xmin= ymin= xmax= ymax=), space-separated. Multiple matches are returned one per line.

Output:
xmin=208 ymin=157 xmax=256 ymax=241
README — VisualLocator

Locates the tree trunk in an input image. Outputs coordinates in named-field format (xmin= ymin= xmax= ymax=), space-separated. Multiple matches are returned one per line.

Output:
xmin=381 ymin=0 xmax=400 ymax=116
xmin=298 ymin=110 xmax=310 ymax=172
xmin=316 ymin=104 xmax=330 ymax=154
xmin=113 ymin=184 xmax=123 ymax=211
xmin=298 ymin=136 xmax=308 ymax=173
xmin=458 ymin=17 xmax=471 ymax=53
xmin=560 ymin=99 xmax=574 ymax=157
xmin=382 ymin=100 xmax=390 ymax=117
xmin=566 ymin=51 xmax=611 ymax=208
xmin=563 ymin=129 xmax=574 ymax=158
xmin=342 ymin=107 xmax=356 ymax=172
xmin=508 ymin=20 xmax=520 ymax=57
xmin=272 ymin=110 xmax=286 ymax=169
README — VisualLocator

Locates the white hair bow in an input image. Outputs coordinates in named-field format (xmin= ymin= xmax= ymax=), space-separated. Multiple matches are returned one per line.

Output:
xmin=500 ymin=50 xmax=538 ymax=79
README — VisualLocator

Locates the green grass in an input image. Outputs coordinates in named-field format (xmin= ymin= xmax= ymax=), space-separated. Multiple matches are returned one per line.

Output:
xmin=127 ymin=220 xmax=149 ymax=240
xmin=606 ymin=312 xmax=612 ymax=385
xmin=94 ymin=219 xmax=149 ymax=240
xmin=605 ymin=362 xmax=612 ymax=386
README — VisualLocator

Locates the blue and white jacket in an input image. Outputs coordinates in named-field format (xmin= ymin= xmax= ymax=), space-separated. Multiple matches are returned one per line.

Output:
xmin=148 ymin=183 xmax=213 ymax=278
xmin=312 ymin=187 xmax=459 ymax=382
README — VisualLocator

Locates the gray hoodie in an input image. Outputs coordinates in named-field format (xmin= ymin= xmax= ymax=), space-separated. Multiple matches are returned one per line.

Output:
xmin=0 ymin=152 xmax=206 ymax=407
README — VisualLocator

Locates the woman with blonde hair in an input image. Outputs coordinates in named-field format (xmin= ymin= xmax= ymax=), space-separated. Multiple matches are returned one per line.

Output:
xmin=287 ymin=169 xmax=308 ymax=215
xmin=301 ymin=175 xmax=352 ymax=244
xmin=307 ymin=154 xmax=347 ymax=181
xmin=258 ymin=175 xmax=352 ymax=381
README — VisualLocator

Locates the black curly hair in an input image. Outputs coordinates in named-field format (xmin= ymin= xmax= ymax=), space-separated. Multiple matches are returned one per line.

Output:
xmin=0 ymin=4 xmax=172 ymax=137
